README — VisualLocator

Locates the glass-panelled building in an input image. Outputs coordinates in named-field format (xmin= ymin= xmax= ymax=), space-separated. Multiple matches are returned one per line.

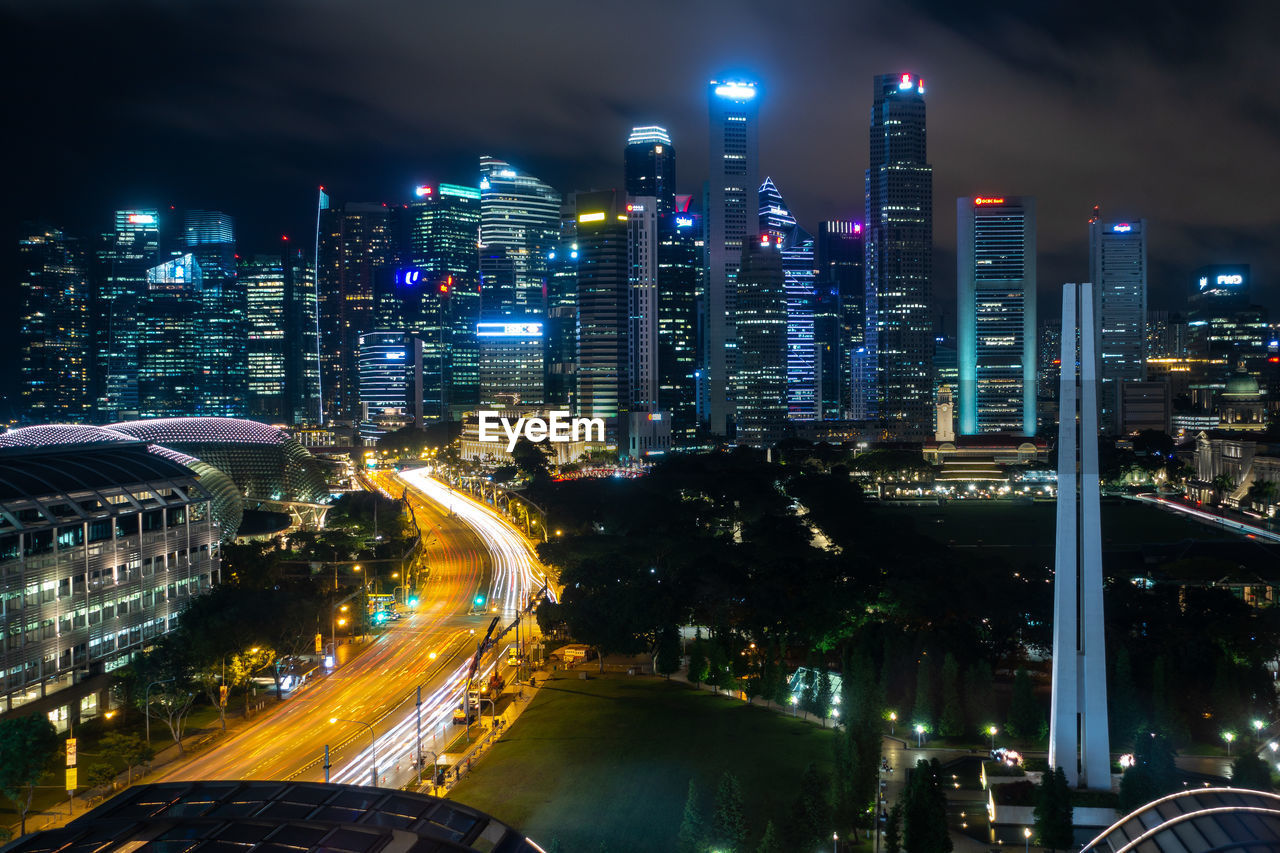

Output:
xmin=96 ymin=210 xmax=161 ymax=421
xmin=478 ymin=157 xmax=560 ymax=317
xmin=1089 ymin=213 xmax=1148 ymax=432
xmin=19 ymin=226 xmax=91 ymax=422
xmin=956 ymin=195 xmax=1036 ymax=436
xmin=0 ymin=441 xmax=220 ymax=724
xmin=758 ymin=177 xmax=817 ymax=422
xmin=656 ymin=203 xmax=700 ymax=443
xmin=575 ymin=191 xmax=629 ymax=444
xmin=185 ymin=210 xmax=246 ymax=418
xmin=734 ymin=237 xmax=788 ymax=447
xmin=139 ymin=254 xmax=204 ymax=419
xmin=478 ymin=320 xmax=545 ymax=407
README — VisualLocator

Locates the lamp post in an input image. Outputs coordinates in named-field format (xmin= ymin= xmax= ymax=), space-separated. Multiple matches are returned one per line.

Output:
xmin=144 ymin=678 xmax=174 ymax=745
xmin=988 ymin=725 xmax=999 ymax=751
xmin=1254 ymin=719 xmax=1265 ymax=743
xmin=833 ymin=831 xmax=838 ymax=852
xmin=330 ymin=717 xmax=379 ymax=787
xmin=915 ymin=724 xmax=926 ymax=749
xmin=888 ymin=711 xmax=896 ymax=735
xmin=1223 ymin=731 xmax=1236 ymax=756
xmin=1023 ymin=826 xmax=1032 ymax=853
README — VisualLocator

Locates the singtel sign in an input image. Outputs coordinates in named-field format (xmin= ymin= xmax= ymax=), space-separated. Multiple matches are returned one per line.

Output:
xmin=478 ymin=410 xmax=605 ymax=452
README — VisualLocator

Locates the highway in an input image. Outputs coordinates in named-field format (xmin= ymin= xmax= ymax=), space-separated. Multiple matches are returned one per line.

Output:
xmin=154 ymin=469 xmax=545 ymax=788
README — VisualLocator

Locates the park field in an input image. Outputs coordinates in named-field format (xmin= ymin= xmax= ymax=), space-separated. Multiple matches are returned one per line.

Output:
xmin=447 ymin=672 xmax=836 ymax=852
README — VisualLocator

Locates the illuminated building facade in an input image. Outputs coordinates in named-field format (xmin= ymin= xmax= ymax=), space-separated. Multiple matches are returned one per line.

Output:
xmin=706 ymin=78 xmax=760 ymax=435
xmin=242 ymin=247 xmax=320 ymax=424
xmin=657 ymin=201 xmax=700 ymax=442
xmin=184 ymin=210 xmax=246 ymax=418
xmin=956 ymin=195 xmax=1036 ymax=436
xmin=865 ymin=73 xmax=934 ymax=439
xmin=19 ymin=226 xmax=91 ymax=422
xmin=479 ymin=157 xmax=560 ymax=317
xmin=545 ymin=219 xmax=580 ymax=410
xmin=478 ymin=320 xmax=545 ymax=407
xmin=817 ymin=220 xmax=864 ymax=418
xmin=138 ymin=254 xmax=203 ymax=418
xmin=1089 ymin=213 xmax=1147 ymax=431
xmin=317 ymin=200 xmax=397 ymax=423
xmin=628 ymin=196 xmax=660 ymax=416
xmin=408 ymin=183 xmax=481 ymax=415
xmin=734 ymin=237 xmax=788 ymax=447
xmin=357 ymin=331 xmax=412 ymax=438
xmin=575 ymin=190 xmax=629 ymax=444
xmin=96 ymin=210 xmax=160 ymax=421
xmin=1188 ymin=265 xmax=1268 ymax=374
xmin=625 ymin=126 xmax=675 ymax=217
xmin=759 ymin=177 xmax=817 ymax=421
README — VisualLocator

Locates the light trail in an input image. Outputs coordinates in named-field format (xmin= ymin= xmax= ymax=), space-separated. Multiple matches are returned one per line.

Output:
xmin=1130 ymin=493 xmax=1280 ymax=543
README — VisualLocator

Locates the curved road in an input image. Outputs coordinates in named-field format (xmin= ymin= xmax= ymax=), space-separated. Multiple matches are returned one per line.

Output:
xmin=153 ymin=469 xmax=543 ymax=787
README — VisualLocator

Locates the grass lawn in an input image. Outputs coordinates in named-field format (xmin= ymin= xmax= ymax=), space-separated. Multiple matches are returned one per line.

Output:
xmin=447 ymin=672 xmax=837 ymax=852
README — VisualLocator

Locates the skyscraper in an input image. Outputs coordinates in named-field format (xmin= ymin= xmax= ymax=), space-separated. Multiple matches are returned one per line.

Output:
xmin=628 ymin=196 xmax=660 ymax=417
xmin=317 ymin=200 xmax=397 ymax=423
xmin=706 ymin=78 xmax=760 ymax=435
xmin=574 ymin=190 xmax=629 ymax=445
xmin=478 ymin=319 xmax=545 ymax=407
xmin=184 ymin=210 xmax=246 ymax=418
xmin=545 ymin=212 xmax=580 ymax=410
xmin=956 ymin=195 xmax=1037 ymax=436
xmin=19 ymin=226 xmax=91 ymax=422
xmin=865 ymin=72 xmax=934 ymax=439
xmin=479 ymin=157 xmax=560 ymax=317
xmin=625 ymin=126 xmax=675 ymax=216
xmin=409 ymin=183 xmax=482 ymax=415
xmin=96 ymin=209 xmax=160 ymax=420
xmin=138 ymin=253 xmax=203 ymax=417
xmin=817 ymin=221 xmax=864 ymax=418
xmin=1089 ymin=212 xmax=1147 ymax=432
xmin=758 ymin=177 xmax=817 ymax=421
xmin=734 ymin=236 xmax=787 ymax=447
xmin=657 ymin=199 xmax=700 ymax=442
xmin=242 ymin=245 xmax=320 ymax=424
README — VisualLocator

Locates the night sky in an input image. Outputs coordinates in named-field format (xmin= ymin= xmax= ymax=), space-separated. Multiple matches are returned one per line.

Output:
xmin=4 ymin=0 xmax=1278 ymax=391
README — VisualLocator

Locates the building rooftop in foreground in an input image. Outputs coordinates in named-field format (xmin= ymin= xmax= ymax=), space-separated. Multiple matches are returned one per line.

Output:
xmin=1081 ymin=787 xmax=1280 ymax=852
xmin=1 ymin=781 xmax=545 ymax=853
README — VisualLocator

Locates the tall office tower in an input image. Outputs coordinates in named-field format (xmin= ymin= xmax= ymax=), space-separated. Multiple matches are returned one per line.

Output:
xmin=96 ymin=209 xmax=161 ymax=420
xmin=758 ymin=177 xmax=817 ymax=421
xmin=408 ymin=183 xmax=482 ymax=415
xmin=734 ymin=236 xmax=788 ymax=447
xmin=813 ymin=285 xmax=841 ymax=419
xmin=1037 ymin=318 xmax=1063 ymax=429
xmin=1146 ymin=310 xmax=1187 ymax=360
xmin=628 ymin=196 xmax=660 ymax=416
xmin=479 ymin=156 xmax=560 ymax=317
xmin=478 ymin=319 xmax=545 ymax=407
xmin=706 ymin=78 xmax=760 ymax=435
xmin=184 ymin=210 xmax=246 ymax=417
xmin=1089 ymin=212 xmax=1147 ymax=432
xmin=956 ymin=196 xmax=1037 ymax=436
xmin=19 ymin=226 xmax=91 ymax=422
xmin=865 ymin=73 xmax=934 ymax=439
xmin=317 ymin=200 xmax=397 ymax=423
xmin=242 ymin=245 xmax=320 ymax=424
xmin=138 ymin=253 xmax=203 ymax=417
xmin=625 ymin=126 xmax=676 ymax=217
xmin=657 ymin=200 xmax=700 ymax=442
xmin=575 ymin=190 xmax=630 ymax=444
xmin=817 ymin=221 xmax=865 ymax=418
xmin=357 ymin=330 xmax=413 ymax=440
xmin=1188 ymin=265 xmax=1268 ymax=374
xmin=546 ymin=209 xmax=580 ymax=409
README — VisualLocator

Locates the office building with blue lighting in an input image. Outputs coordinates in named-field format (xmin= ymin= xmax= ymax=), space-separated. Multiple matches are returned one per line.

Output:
xmin=625 ymin=126 xmax=675 ymax=217
xmin=759 ymin=177 xmax=817 ymax=422
xmin=477 ymin=319 xmax=545 ymax=407
xmin=19 ymin=226 xmax=91 ymax=423
xmin=817 ymin=221 xmax=864 ymax=419
xmin=1089 ymin=212 xmax=1147 ymax=432
xmin=185 ymin=210 xmax=246 ymax=418
xmin=95 ymin=209 xmax=161 ymax=421
xmin=479 ymin=157 xmax=560 ymax=317
xmin=957 ymin=195 xmax=1037 ymax=436
xmin=734 ymin=236 xmax=788 ymax=447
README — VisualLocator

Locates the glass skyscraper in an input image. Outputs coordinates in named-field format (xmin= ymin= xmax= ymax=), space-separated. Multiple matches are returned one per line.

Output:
xmin=734 ymin=236 xmax=787 ymax=447
xmin=575 ymin=190 xmax=629 ymax=444
xmin=138 ymin=253 xmax=203 ymax=417
xmin=706 ymin=78 xmax=760 ymax=436
xmin=758 ymin=177 xmax=817 ymax=422
xmin=96 ymin=209 xmax=160 ymax=421
xmin=956 ymin=195 xmax=1037 ymax=436
xmin=1089 ymin=211 xmax=1147 ymax=431
xmin=242 ymin=245 xmax=320 ymax=424
xmin=864 ymin=73 xmax=934 ymax=439
xmin=625 ymin=126 xmax=675 ymax=217
xmin=817 ymin=221 xmax=864 ymax=418
xmin=479 ymin=156 xmax=560 ymax=317
xmin=19 ymin=226 xmax=91 ymax=422
xmin=184 ymin=210 xmax=246 ymax=418
xmin=657 ymin=200 xmax=700 ymax=442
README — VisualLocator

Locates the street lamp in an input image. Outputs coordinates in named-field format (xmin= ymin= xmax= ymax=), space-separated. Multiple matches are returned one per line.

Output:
xmin=888 ymin=711 xmax=897 ymax=735
xmin=1023 ymin=826 xmax=1032 ymax=853
xmin=330 ymin=717 xmax=379 ymax=787
xmin=833 ymin=831 xmax=838 ymax=852
xmin=1254 ymin=719 xmax=1265 ymax=742
xmin=1223 ymin=731 xmax=1236 ymax=756
xmin=915 ymin=723 xmax=926 ymax=748
xmin=987 ymin=725 xmax=999 ymax=751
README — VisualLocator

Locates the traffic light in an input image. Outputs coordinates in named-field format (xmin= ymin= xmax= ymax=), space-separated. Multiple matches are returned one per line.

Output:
xmin=407 ymin=596 xmax=419 ymax=608
xmin=474 ymin=594 xmax=485 ymax=607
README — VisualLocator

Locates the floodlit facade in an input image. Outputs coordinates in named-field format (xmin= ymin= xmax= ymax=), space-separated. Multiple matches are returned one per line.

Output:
xmin=0 ymin=442 xmax=220 ymax=724
xmin=706 ymin=78 xmax=760 ymax=435
xmin=865 ymin=73 xmax=934 ymax=439
xmin=956 ymin=195 xmax=1036 ymax=436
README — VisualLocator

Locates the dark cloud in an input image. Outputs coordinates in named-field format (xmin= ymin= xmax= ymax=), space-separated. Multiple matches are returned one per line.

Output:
xmin=3 ymin=0 xmax=1277 ymax=330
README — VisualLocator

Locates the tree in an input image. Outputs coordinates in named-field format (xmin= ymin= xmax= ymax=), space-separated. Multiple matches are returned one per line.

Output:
xmin=1007 ymin=668 xmax=1043 ymax=739
xmin=1034 ymin=766 xmax=1074 ymax=851
xmin=1119 ymin=732 xmax=1181 ymax=813
xmin=656 ymin=625 xmax=682 ymax=679
xmin=815 ymin=667 xmax=834 ymax=726
xmin=939 ymin=652 xmax=963 ymax=738
xmin=98 ymin=732 xmax=155 ymax=785
xmin=711 ymin=771 xmax=746 ymax=852
xmin=84 ymin=762 xmax=118 ymax=797
xmin=709 ymin=637 xmax=736 ymax=694
xmin=127 ymin=635 xmax=198 ymax=752
xmin=902 ymin=759 xmax=951 ymax=853
xmin=0 ymin=714 xmax=59 ymax=835
xmin=677 ymin=778 xmax=706 ymax=853
xmin=1110 ymin=646 xmax=1140 ymax=748
xmin=756 ymin=821 xmax=782 ymax=853
xmin=912 ymin=658 xmax=934 ymax=731
xmin=1231 ymin=753 xmax=1273 ymax=791
xmin=884 ymin=802 xmax=904 ymax=853
xmin=788 ymin=763 xmax=831 ymax=851
xmin=511 ymin=437 xmax=553 ymax=483
xmin=964 ymin=660 xmax=995 ymax=737
xmin=688 ymin=631 xmax=710 ymax=686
